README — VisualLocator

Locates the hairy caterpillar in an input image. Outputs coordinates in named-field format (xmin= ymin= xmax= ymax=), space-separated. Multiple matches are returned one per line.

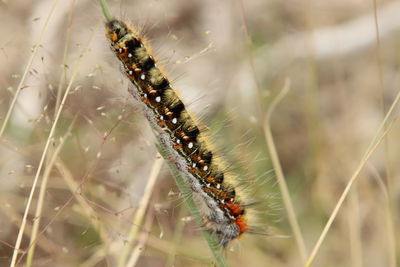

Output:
xmin=104 ymin=19 xmax=252 ymax=247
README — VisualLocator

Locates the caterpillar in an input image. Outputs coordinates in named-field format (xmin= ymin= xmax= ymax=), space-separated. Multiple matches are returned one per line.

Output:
xmin=105 ymin=19 xmax=251 ymax=247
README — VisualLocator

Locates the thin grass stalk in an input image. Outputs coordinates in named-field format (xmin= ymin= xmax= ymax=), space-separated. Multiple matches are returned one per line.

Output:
xmin=302 ymin=0 xmax=323 ymax=176
xmin=306 ymin=87 xmax=400 ymax=266
xmin=385 ymin=194 xmax=397 ymax=267
xmin=117 ymin=155 xmax=163 ymax=267
xmin=306 ymin=125 xmax=392 ymax=267
xmin=9 ymin=27 xmax=96 ymax=267
xmin=144 ymin=234 xmax=211 ymax=262
xmin=25 ymin=116 xmax=77 ymax=266
xmin=79 ymin=247 xmax=108 ymax=267
xmin=126 ymin=202 xmax=157 ymax=267
xmin=54 ymin=0 xmax=76 ymax=117
xmin=99 ymin=0 xmax=113 ymax=22
xmin=118 ymin=153 xmax=164 ymax=267
xmin=55 ymin=159 xmax=107 ymax=238
xmin=372 ymin=0 xmax=386 ymax=114
xmin=348 ymin=190 xmax=362 ymax=267
xmin=165 ymin=207 xmax=186 ymax=267
xmin=55 ymin=159 xmax=111 ymax=265
xmin=238 ymin=0 xmax=307 ymax=262
xmin=368 ymin=164 xmax=397 ymax=267
xmin=0 ymin=200 xmax=60 ymax=256
xmin=372 ymin=1 xmax=397 ymax=266
xmin=156 ymin=144 xmax=228 ymax=267
xmin=0 ymin=0 xmax=59 ymax=138
xmin=263 ymin=80 xmax=308 ymax=264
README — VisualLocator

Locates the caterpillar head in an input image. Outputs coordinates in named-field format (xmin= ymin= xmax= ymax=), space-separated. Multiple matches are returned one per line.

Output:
xmin=105 ymin=19 xmax=129 ymax=43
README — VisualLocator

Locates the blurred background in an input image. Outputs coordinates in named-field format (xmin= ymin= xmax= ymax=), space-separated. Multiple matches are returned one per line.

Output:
xmin=1 ymin=0 xmax=399 ymax=266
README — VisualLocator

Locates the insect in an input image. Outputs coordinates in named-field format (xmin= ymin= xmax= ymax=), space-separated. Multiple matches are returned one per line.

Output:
xmin=105 ymin=18 xmax=252 ymax=247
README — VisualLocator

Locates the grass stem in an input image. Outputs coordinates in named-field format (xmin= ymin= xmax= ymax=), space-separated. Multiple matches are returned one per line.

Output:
xmin=157 ymin=144 xmax=228 ymax=267
xmin=0 ymin=0 xmax=59 ymax=139
xmin=99 ymin=0 xmax=113 ymax=21
xmin=117 ymin=154 xmax=163 ymax=267
xmin=26 ymin=116 xmax=77 ymax=266
xmin=263 ymin=80 xmax=308 ymax=264
xmin=9 ymin=22 xmax=96 ymax=267
xmin=306 ymin=87 xmax=400 ymax=266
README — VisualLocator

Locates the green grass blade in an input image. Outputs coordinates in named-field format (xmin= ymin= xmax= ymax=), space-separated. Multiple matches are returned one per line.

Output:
xmin=98 ymin=0 xmax=112 ymax=21
xmin=156 ymin=143 xmax=228 ymax=267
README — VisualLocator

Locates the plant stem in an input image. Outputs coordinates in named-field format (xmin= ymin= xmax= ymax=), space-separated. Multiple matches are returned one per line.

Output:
xmin=98 ymin=0 xmax=113 ymax=21
xmin=157 ymin=144 xmax=228 ymax=267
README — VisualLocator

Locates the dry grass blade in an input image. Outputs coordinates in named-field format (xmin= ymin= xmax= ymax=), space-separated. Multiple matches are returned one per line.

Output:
xmin=0 ymin=200 xmax=60 ymax=257
xmin=372 ymin=1 xmax=396 ymax=266
xmin=0 ymin=0 xmax=59 ymax=138
xmin=263 ymin=79 xmax=308 ymax=264
xmin=117 ymin=154 xmax=163 ymax=267
xmin=55 ymin=158 xmax=110 ymax=267
xmin=55 ymin=159 xmax=108 ymax=239
xmin=25 ymin=115 xmax=77 ymax=266
xmin=239 ymin=1 xmax=307 ymax=261
xmin=305 ymin=87 xmax=400 ymax=266
xmin=368 ymin=164 xmax=397 ymax=267
xmin=125 ymin=201 xmax=156 ymax=267
xmin=348 ymin=189 xmax=362 ymax=267
xmin=9 ymin=26 xmax=96 ymax=267
xmin=54 ymin=0 xmax=76 ymax=117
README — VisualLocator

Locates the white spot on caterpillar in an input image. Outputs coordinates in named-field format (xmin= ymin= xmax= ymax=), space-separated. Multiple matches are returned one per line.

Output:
xmin=143 ymin=93 xmax=147 ymax=98
xmin=176 ymin=139 xmax=181 ymax=144
xmin=128 ymin=70 xmax=133 ymax=75
xmin=160 ymin=115 xmax=164 ymax=120
xmin=172 ymin=118 xmax=177 ymax=124
xmin=155 ymin=96 xmax=161 ymax=102
xmin=192 ymin=163 xmax=197 ymax=168
xmin=128 ymin=53 xmax=133 ymax=58
xmin=188 ymin=142 xmax=193 ymax=149
xmin=118 ymin=48 xmax=123 ymax=53
xmin=141 ymin=74 xmax=145 ymax=80
xmin=216 ymin=184 xmax=221 ymax=189
xmin=203 ymin=165 xmax=208 ymax=171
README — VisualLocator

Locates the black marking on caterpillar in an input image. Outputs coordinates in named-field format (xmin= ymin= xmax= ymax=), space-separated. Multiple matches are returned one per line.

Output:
xmin=105 ymin=19 xmax=249 ymax=247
